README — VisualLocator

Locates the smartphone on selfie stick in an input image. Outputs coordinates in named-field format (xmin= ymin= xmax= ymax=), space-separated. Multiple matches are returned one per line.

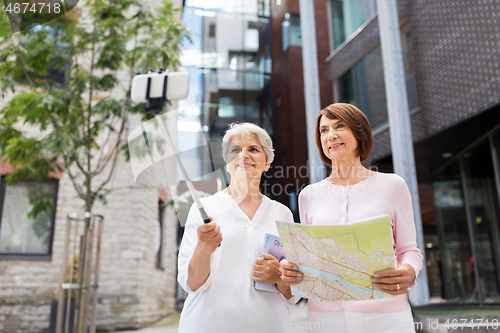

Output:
xmin=131 ymin=69 xmax=212 ymax=224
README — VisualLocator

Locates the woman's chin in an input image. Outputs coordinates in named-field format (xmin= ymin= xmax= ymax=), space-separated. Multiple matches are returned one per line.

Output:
xmin=230 ymin=169 xmax=262 ymax=179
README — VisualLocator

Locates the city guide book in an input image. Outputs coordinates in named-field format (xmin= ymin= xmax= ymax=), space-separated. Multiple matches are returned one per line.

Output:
xmin=254 ymin=233 xmax=286 ymax=292
xmin=276 ymin=215 xmax=397 ymax=301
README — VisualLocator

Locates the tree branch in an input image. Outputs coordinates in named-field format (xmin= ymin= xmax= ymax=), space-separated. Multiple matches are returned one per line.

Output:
xmin=93 ymin=109 xmax=126 ymax=176
xmin=92 ymin=135 xmax=121 ymax=202
xmin=92 ymin=111 xmax=127 ymax=188
xmin=95 ymin=115 xmax=120 ymax=170
xmin=75 ymin=155 xmax=89 ymax=177
xmin=84 ymin=0 xmax=99 ymax=212
xmin=23 ymin=69 xmax=35 ymax=89
xmin=65 ymin=165 xmax=85 ymax=200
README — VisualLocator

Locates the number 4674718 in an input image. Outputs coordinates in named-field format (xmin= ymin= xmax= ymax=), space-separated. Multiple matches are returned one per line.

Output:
xmin=5 ymin=2 xmax=62 ymax=14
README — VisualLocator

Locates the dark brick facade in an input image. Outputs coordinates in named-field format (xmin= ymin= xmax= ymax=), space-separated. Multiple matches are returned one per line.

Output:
xmin=327 ymin=0 xmax=500 ymax=168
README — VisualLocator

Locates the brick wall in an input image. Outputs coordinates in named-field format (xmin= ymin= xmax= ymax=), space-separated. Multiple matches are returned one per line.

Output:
xmin=0 ymin=112 xmax=179 ymax=332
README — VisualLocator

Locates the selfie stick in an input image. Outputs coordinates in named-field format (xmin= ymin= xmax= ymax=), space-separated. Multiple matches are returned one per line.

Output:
xmin=134 ymin=69 xmax=211 ymax=224
xmin=156 ymin=118 xmax=211 ymax=224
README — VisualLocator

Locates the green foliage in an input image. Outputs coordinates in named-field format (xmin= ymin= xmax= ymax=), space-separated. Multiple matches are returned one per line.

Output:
xmin=0 ymin=0 xmax=190 ymax=215
xmin=0 ymin=2 xmax=13 ymax=40
xmin=24 ymin=180 xmax=57 ymax=245
xmin=27 ymin=197 xmax=55 ymax=220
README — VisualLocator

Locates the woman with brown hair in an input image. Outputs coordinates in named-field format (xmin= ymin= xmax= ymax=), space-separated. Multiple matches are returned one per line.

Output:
xmin=281 ymin=103 xmax=423 ymax=332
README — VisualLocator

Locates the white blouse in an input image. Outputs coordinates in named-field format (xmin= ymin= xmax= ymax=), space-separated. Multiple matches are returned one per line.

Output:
xmin=177 ymin=191 xmax=296 ymax=333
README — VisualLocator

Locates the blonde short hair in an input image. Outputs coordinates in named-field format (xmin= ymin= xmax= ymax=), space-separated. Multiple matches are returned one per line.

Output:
xmin=222 ymin=123 xmax=275 ymax=164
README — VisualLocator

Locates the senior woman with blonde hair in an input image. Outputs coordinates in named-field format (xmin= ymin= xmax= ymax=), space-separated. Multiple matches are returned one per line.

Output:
xmin=177 ymin=122 xmax=296 ymax=333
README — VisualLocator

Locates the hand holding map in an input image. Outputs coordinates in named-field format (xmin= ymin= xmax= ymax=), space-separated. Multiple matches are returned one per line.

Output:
xmin=280 ymin=259 xmax=303 ymax=286
xmin=371 ymin=263 xmax=416 ymax=295
xmin=276 ymin=215 xmax=397 ymax=302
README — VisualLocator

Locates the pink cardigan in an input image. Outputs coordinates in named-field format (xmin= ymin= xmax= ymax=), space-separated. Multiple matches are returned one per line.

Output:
xmin=298 ymin=172 xmax=423 ymax=313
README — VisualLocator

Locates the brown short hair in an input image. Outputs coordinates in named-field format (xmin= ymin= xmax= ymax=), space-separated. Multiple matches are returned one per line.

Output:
xmin=315 ymin=103 xmax=373 ymax=165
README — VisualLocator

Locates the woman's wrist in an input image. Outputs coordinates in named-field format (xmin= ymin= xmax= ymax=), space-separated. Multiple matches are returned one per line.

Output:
xmin=195 ymin=242 xmax=214 ymax=258
xmin=276 ymin=279 xmax=292 ymax=299
xmin=402 ymin=263 xmax=416 ymax=281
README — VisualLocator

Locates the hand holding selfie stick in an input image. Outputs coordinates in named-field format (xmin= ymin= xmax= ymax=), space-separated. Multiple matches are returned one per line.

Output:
xmin=131 ymin=69 xmax=211 ymax=224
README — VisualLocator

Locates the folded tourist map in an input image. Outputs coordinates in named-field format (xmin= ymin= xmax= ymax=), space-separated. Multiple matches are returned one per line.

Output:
xmin=276 ymin=215 xmax=397 ymax=301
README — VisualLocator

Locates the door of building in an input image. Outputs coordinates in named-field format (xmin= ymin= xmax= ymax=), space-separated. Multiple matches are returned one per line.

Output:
xmin=431 ymin=128 xmax=500 ymax=305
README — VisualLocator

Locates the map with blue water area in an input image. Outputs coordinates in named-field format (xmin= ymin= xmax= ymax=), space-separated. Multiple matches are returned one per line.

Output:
xmin=276 ymin=215 xmax=397 ymax=301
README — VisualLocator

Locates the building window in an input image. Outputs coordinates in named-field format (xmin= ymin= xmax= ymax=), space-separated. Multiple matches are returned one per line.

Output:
xmin=330 ymin=0 xmax=377 ymax=49
xmin=282 ymin=13 xmax=301 ymax=52
xmin=258 ymin=0 xmax=271 ymax=17
xmin=21 ymin=24 xmax=71 ymax=88
xmin=338 ymin=45 xmax=388 ymax=132
xmin=208 ymin=24 xmax=215 ymax=38
xmin=218 ymin=97 xmax=238 ymax=118
xmin=244 ymin=29 xmax=260 ymax=50
xmin=0 ymin=178 xmax=58 ymax=258
xmin=429 ymin=130 xmax=500 ymax=304
xmin=337 ymin=36 xmax=418 ymax=131
xmin=156 ymin=200 xmax=164 ymax=269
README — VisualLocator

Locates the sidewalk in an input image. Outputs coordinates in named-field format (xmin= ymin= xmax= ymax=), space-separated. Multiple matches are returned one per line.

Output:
xmin=113 ymin=302 xmax=500 ymax=333
xmin=412 ymin=304 xmax=500 ymax=333
xmin=112 ymin=303 xmax=309 ymax=333
xmin=112 ymin=313 xmax=180 ymax=333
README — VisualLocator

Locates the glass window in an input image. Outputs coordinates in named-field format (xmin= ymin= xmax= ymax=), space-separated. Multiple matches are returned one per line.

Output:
xmin=0 ymin=179 xmax=58 ymax=257
xmin=336 ymin=32 xmax=418 ymax=124
xmin=462 ymin=139 xmax=500 ymax=303
xmin=244 ymin=29 xmax=260 ymax=50
xmin=208 ymin=24 xmax=215 ymax=38
xmin=330 ymin=0 xmax=377 ymax=49
xmin=179 ymin=3 xmax=273 ymax=188
xmin=228 ymin=55 xmax=239 ymax=81
xmin=338 ymin=45 xmax=388 ymax=131
xmin=282 ymin=13 xmax=301 ymax=52
xmin=429 ymin=134 xmax=500 ymax=304
xmin=218 ymin=96 xmax=240 ymax=118
xmin=21 ymin=25 xmax=70 ymax=87
xmin=432 ymin=162 xmax=475 ymax=301
xmin=258 ymin=0 xmax=271 ymax=17
xmin=281 ymin=15 xmax=290 ymax=51
xmin=289 ymin=15 xmax=301 ymax=46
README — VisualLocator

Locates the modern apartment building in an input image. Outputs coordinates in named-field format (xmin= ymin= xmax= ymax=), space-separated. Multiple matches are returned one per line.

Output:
xmin=177 ymin=0 xmax=274 ymax=185
xmin=325 ymin=0 xmax=500 ymax=306
xmin=177 ymin=0 xmax=500 ymax=311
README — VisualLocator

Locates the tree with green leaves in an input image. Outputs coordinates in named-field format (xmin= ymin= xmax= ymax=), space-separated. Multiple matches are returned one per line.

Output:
xmin=1 ymin=1 xmax=189 ymax=330
xmin=0 ymin=0 xmax=189 ymax=215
